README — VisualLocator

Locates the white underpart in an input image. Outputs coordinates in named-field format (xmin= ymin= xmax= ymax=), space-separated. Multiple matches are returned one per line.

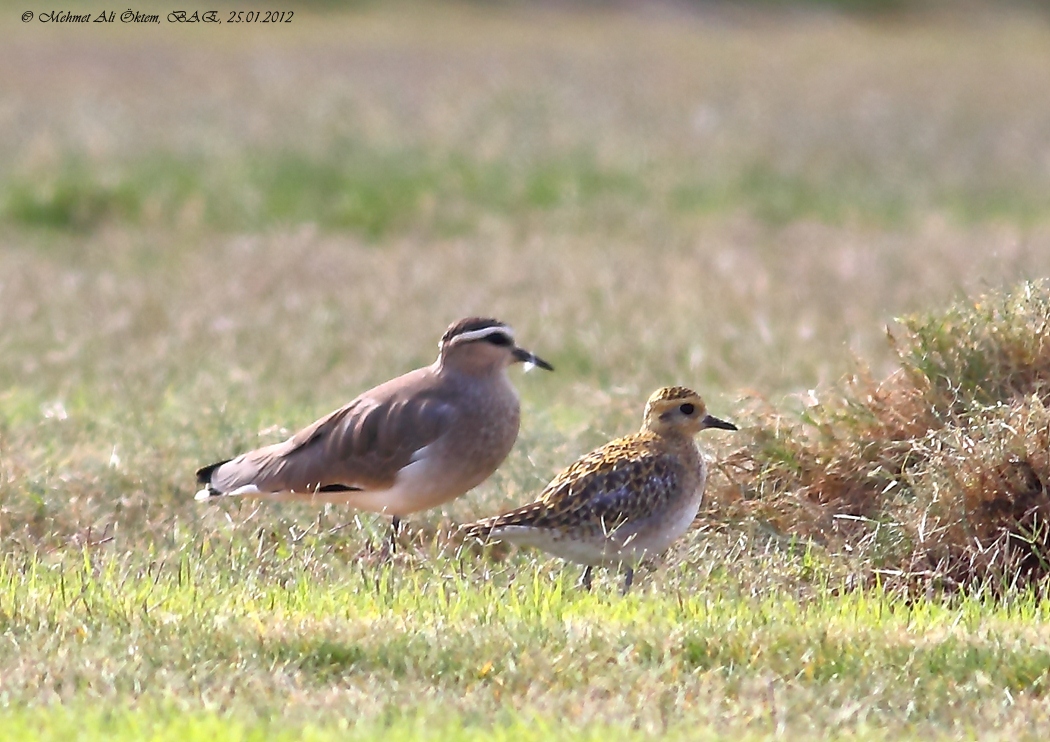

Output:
xmin=488 ymin=525 xmax=620 ymax=566
xmin=639 ymin=480 xmax=705 ymax=553
xmin=490 ymin=474 xmax=707 ymax=567
xmin=343 ymin=452 xmax=449 ymax=515
xmin=194 ymin=483 xmax=263 ymax=501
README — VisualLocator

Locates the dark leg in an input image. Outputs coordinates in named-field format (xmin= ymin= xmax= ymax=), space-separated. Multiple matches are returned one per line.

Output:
xmin=580 ymin=565 xmax=593 ymax=592
xmin=388 ymin=516 xmax=402 ymax=554
xmin=621 ymin=566 xmax=634 ymax=595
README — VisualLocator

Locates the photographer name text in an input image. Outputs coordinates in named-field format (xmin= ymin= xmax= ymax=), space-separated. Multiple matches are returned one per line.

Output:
xmin=22 ymin=10 xmax=294 ymax=24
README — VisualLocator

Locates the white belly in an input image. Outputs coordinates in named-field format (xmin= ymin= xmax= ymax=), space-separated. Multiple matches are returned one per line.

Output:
xmin=490 ymin=480 xmax=705 ymax=567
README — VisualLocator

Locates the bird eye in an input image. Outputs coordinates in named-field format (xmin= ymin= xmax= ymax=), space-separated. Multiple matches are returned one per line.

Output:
xmin=486 ymin=333 xmax=512 ymax=347
xmin=679 ymin=403 xmax=695 ymax=415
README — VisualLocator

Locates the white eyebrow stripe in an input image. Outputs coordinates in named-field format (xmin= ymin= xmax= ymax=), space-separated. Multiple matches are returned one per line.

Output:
xmin=451 ymin=327 xmax=515 ymax=344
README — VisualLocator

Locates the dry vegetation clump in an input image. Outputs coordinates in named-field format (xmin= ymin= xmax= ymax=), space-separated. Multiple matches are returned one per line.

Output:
xmin=718 ymin=280 xmax=1050 ymax=591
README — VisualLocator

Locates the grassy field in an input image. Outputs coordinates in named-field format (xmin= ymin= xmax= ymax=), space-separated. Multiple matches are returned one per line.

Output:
xmin=3 ymin=2 xmax=1050 ymax=738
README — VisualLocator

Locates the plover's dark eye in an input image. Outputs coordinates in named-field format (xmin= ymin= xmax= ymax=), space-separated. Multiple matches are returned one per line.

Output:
xmin=485 ymin=333 xmax=512 ymax=347
xmin=679 ymin=403 xmax=695 ymax=415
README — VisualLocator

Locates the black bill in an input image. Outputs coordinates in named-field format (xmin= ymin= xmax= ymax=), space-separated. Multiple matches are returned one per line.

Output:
xmin=512 ymin=346 xmax=554 ymax=371
xmin=702 ymin=414 xmax=738 ymax=431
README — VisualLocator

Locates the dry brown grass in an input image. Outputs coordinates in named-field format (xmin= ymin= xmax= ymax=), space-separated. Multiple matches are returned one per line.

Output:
xmin=715 ymin=282 xmax=1050 ymax=591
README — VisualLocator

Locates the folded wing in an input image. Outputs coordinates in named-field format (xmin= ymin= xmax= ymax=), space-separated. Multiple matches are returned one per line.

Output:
xmin=199 ymin=372 xmax=455 ymax=497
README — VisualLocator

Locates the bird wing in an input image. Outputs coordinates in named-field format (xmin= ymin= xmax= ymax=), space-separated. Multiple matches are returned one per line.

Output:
xmin=479 ymin=437 xmax=684 ymax=533
xmin=207 ymin=368 xmax=456 ymax=494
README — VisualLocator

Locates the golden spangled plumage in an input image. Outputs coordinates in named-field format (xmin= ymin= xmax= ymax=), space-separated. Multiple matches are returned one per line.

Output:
xmin=462 ymin=386 xmax=737 ymax=592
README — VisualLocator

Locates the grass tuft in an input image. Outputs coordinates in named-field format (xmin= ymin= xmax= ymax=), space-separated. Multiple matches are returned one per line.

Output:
xmin=725 ymin=281 xmax=1050 ymax=591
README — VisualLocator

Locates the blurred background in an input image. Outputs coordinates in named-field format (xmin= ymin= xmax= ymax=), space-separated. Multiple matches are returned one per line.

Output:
xmin=4 ymin=4 xmax=1050 ymax=733
xmin=2 ymin=0 xmax=1050 ymax=541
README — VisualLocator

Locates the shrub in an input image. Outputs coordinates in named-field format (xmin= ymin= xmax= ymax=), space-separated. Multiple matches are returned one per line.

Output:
xmin=721 ymin=281 xmax=1050 ymax=592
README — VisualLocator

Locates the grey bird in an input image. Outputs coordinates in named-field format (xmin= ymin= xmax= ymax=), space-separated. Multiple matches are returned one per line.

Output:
xmin=195 ymin=317 xmax=553 ymax=534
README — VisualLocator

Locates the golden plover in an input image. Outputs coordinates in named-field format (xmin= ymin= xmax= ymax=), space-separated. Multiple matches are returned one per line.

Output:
xmin=462 ymin=386 xmax=736 ymax=592
xmin=195 ymin=317 xmax=553 ymax=537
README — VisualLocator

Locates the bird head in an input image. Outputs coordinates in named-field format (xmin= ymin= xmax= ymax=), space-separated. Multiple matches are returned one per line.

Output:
xmin=642 ymin=385 xmax=737 ymax=436
xmin=438 ymin=317 xmax=554 ymax=376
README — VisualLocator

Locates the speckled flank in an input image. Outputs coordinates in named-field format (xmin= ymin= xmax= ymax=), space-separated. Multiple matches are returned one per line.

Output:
xmin=463 ymin=386 xmax=736 ymax=576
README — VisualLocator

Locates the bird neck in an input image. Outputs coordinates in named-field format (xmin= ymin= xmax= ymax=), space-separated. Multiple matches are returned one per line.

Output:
xmin=639 ymin=422 xmax=697 ymax=450
xmin=435 ymin=356 xmax=510 ymax=382
xmin=641 ymin=419 xmax=682 ymax=437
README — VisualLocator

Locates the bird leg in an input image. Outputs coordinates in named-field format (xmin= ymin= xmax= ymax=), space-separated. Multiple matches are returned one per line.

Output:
xmin=621 ymin=566 xmax=634 ymax=595
xmin=580 ymin=565 xmax=594 ymax=592
xmin=389 ymin=516 xmax=402 ymax=554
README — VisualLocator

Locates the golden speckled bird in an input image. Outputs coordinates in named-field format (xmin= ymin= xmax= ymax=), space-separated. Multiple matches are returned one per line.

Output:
xmin=462 ymin=386 xmax=736 ymax=592
xmin=195 ymin=317 xmax=553 ymax=539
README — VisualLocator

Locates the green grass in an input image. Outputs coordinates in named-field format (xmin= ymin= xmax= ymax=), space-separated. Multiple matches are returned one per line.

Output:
xmin=2 ymin=548 xmax=1049 ymax=738
xmin=5 ymin=3 xmax=1050 ymax=739
xmin=7 ymin=148 xmax=1050 ymax=237
xmin=0 ymin=709 xmax=701 ymax=742
xmin=0 ymin=148 xmax=648 ymax=237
